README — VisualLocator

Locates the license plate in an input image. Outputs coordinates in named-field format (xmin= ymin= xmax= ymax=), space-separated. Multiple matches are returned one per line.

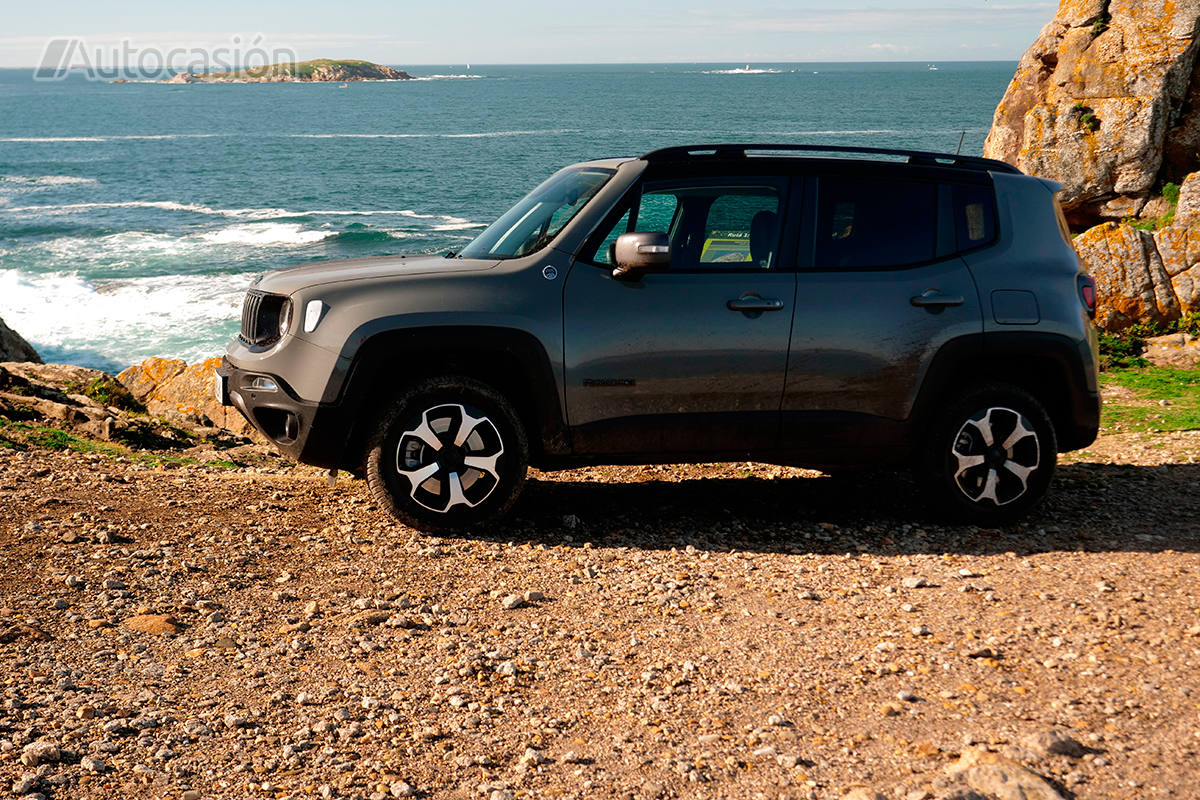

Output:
xmin=213 ymin=372 xmax=229 ymax=405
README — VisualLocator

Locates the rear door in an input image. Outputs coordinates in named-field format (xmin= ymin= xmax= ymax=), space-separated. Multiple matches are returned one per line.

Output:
xmin=782 ymin=171 xmax=984 ymax=454
xmin=562 ymin=173 xmax=798 ymax=454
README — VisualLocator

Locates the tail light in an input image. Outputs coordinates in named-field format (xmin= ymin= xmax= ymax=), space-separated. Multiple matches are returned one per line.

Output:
xmin=1077 ymin=274 xmax=1096 ymax=319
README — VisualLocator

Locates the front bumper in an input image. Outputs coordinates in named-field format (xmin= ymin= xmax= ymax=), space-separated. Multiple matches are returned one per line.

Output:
xmin=216 ymin=357 xmax=353 ymax=470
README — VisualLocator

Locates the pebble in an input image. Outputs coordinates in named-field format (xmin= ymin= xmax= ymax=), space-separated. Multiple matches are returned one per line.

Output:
xmin=12 ymin=775 xmax=38 ymax=795
xmin=181 ymin=791 xmax=202 ymax=800
xmin=902 ymin=577 xmax=927 ymax=589
xmin=389 ymin=781 xmax=416 ymax=797
xmin=523 ymin=589 xmax=544 ymax=602
xmin=501 ymin=594 xmax=526 ymax=610
xmin=19 ymin=741 xmax=60 ymax=766
xmin=80 ymin=755 xmax=106 ymax=773
xmin=1022 ymin=729 xmax=1085 ymax=758
xmin=64 ymin=575 xmax=84 ymax=590
xmin=495 ymin=661 xmax=517 ymax=677
xmin=911 ymin=625 xmax=929 ymax=636
xmin=798 ymin=590 xmax=818 ymax=600
xmin=490 ymin=791 xmax=514 ymax=800
xmin=897 ymin=690 xmax=918 ymax=702
xmin=879 ymin=702 xmax=904 ymax=716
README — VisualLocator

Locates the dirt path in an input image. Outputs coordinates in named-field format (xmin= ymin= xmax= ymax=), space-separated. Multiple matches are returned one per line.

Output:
xmin=1 ymin=432 xmax=1198 ymax=800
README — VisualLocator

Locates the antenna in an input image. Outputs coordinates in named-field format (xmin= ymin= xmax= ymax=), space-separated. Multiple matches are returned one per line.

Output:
xmin=956 ymin=130 xmax=966 ymax=156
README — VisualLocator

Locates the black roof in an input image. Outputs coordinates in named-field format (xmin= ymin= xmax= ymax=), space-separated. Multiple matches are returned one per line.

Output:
xmin=640 ymin=143 xmax=1021 ymax=175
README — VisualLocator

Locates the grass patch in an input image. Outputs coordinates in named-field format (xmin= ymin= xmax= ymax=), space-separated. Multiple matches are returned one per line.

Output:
xmin=64 ymin=375 xmax=144 ymax=413
xmin=1100 ymin=365 xmax=1200 ymax=433
xmin=1122 ymin=181 xmax=1181 ymax=232
xmin=1098 ymin=310 xmax=1200 ymax=370
xmin=0 ymin=418 xmax=240 ymax=469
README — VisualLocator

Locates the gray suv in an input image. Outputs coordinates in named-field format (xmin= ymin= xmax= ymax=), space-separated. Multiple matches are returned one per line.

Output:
xmin=217 ymin=144 xmax=1100 ymax=531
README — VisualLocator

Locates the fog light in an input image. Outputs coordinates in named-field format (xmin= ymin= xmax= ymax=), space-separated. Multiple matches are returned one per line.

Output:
xmin=247 ymin=376 xmax=278 ymax=392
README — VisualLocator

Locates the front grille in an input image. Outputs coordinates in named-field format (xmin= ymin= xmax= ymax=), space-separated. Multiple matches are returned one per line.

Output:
xmin=239 ymin=290 xmax=288 ymax=347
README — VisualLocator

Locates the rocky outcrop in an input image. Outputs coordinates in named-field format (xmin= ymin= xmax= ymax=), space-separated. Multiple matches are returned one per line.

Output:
xmin=0 ymin=360 xmax=262 ymax=460
xmin=117 ymin=357 xmax=257 ymax=437
xmin=1143 ymin=331 xmax=1200 ymax=365
xmin=984 ymin=0 xmax=1200 ymax=228
xmin=163 ymin=59 xmax=413 ymax=84
xmin=0 ymin=317 xmax=41 ymax=363
xmin=1075 ymin=170 xmax=1200 ymax=329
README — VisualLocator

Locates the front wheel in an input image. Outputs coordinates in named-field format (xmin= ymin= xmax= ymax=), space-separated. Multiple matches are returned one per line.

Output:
xmin=364 ymin=376 xmax=529 ymax=532
xmin=919 ymin=384 xmax=1057 ymax=523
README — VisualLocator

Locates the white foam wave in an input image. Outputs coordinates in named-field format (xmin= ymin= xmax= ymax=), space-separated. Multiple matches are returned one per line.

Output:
xmin=0 ymin=267 xmax=254 ymax=370
xmin=410 ymin=74 xmax=485 ymax=80
xmin=201 ymin=223 xmax=333 ymax=246
xmin=0 ymin=176 xmax=98 ymax=187
xmin=0 ymin=134 xmax=222 ymax=143
xmin=758 ymin=129 xmax=899 ymax=136
xmin=287 ymin=129 xmax=576 ymax=139
xmin=431 ymin=221 xmax=485 ymax=231
xmin=700 ymin=67 xmax=783 ymax=74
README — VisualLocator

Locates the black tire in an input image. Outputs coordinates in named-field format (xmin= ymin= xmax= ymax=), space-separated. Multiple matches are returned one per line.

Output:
xmin=364 ymin=376 xmax=529 ymax=533
xmin=919 ymin=383 xmax=1057 ymax=523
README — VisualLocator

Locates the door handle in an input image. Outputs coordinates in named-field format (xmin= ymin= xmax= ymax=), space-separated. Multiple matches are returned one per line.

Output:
xmin=727 ymin=294 xmax=785 ymax=312
xmin=910 ymin=289 xmax=965 ymax=308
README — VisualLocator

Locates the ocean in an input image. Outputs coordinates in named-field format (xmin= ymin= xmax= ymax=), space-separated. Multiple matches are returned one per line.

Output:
xmin=0 ymin=62 xmax=1015 ymax=372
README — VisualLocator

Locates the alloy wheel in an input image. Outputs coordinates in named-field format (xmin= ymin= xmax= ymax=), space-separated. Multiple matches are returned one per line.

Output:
xmin=395 ymin=403 xmax=505 ymax=513
xmin=950 ymin=405 xmax=1041 ymax=507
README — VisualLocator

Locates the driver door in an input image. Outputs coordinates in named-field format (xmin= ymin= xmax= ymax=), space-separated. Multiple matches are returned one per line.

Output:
xmin=562 ymin=175 xmax=797 ymax=455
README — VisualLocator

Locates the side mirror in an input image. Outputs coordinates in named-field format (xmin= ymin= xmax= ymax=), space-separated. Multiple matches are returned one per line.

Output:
xmin=612 ymin=232 xmax=670 ymax=279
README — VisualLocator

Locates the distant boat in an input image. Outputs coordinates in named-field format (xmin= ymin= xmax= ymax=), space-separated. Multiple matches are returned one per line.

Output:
xmin=338 ymin=82 xmax=348 ymax=88
xmin=929 ymin=64 xmax=939 ymax=71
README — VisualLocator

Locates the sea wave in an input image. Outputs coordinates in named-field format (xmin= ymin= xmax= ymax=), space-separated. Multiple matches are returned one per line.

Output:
xmin=201 ymin=223 xmax=334 ymax=246
xmin=410 ymin=74 xmax=485 ymax=81
xmin=0 ymin=176 xmax=98 ymax=187
xmin=0 ymin=267 xmax=255 ymax=370
xmin=286 ymin=129 xmax=576 ymax=139
xmin=0 ymin=134 xmax=222 ymax=143
xmin=699 ymin=67 xmax=784 ymax=75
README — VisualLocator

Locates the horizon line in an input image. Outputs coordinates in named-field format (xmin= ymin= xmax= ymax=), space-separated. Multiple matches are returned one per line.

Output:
xmin=0 ymin=58 xmax=1019 ymax=70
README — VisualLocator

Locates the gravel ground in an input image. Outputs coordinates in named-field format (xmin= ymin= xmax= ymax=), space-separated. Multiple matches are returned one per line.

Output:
xmin=1 ymin=429 xmax=1198 ymax=800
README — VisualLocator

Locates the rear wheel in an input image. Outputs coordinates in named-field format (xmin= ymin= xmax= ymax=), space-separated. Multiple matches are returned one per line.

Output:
xmin=920 ymin=383 xmax=1057 ymax=523
xmin=364 ymin=377 xmax=528 ymax=532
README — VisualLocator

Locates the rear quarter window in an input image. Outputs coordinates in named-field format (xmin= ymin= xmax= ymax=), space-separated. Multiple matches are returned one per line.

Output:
xmin=953 ymin=183 xmax=998 ymax=252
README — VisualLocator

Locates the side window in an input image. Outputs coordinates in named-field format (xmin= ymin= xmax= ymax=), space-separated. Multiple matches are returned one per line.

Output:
xmin=954 ymin=184 xmax=997 ymax=251
xmin=585 ymin=181 xmax=782 ymax=270
xmin=815 ymin=177 xmax=936 ymax=269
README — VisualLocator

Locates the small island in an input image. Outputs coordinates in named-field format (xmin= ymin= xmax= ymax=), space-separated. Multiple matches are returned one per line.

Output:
xmin=163 ymin=58 xmax=413 ymax=84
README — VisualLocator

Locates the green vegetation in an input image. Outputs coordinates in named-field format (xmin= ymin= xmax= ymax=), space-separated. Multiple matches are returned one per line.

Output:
xmin=1100 ymin=366 xmax=1200 ymax=433
xmin=1072 ymin=101 xmax=1100 ymax=133
xmin=64 ymin=375 xmax=145 ymax=413
xmin=211 ymin=59 xmax=395 ymax=80
xmin=1125 ymin=182 xmax=1181 ymax=232
xmin=1098 ymin=310 xmax=1200 ymax=370
xmin=1091 ymin=15 xmax=1110 ymax=36
xmin=0 ymin=418 xmax=240 ymax=469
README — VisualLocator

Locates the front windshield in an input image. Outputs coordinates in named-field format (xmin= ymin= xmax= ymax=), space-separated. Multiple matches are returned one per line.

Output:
xmin=459 ymin=167 xmax=614 ymax=259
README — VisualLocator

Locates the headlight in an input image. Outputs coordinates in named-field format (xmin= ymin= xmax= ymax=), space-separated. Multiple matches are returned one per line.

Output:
xmin=278 ymin=299 xmax=293 ymax=337
xmin=304 ymin=300 xmax=327 ymax=333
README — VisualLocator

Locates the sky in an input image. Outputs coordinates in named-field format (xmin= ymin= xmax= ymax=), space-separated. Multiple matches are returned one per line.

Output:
xmin=0 ymin=0 xmax=1057 ymax=68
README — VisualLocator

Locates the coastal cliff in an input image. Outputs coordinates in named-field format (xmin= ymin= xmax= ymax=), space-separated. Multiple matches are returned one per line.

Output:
xmin=985 ymin=0 xmax=1200 ymax=331
xmin=984 ymin=0 xmax=1200 ymax=229
xmin=164 ymin=59 xmax=413 ymax=84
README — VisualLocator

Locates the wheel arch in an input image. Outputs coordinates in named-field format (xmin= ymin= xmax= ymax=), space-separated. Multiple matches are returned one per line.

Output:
xmin=335 ymin=325 xmax=567 ymax=471
xmin=912 ymin=332 xmax=1098 ymax=453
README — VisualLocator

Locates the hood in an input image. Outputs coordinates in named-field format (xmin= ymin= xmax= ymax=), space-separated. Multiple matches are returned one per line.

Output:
xmin=251 ymin=254 xmax=501 ymax=295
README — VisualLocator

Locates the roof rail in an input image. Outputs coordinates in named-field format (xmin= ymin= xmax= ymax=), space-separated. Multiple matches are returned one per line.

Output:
xmin=640 ymin=143 xmax=1022 ymax=174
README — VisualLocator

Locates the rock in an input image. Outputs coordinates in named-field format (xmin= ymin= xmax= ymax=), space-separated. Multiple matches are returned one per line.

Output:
xmin=181 ymin=791 xmax=202 ymax=800
xmin=117 ymin=356 xmax=257 ymax=437
xmin=1143 ymin=332 xmax=1200 ymax=367
xmin=947 ymin=747 xmax=1066 ymax=800
xmin=11 ymin=775 xmax=39 ymax=794
xmin=126 ymin=614 xmax=182 ymax=635
xmin=985 ymin=0 xmax=1200 ymax=228
xmin=841 ymin=790 xmax=887 ymax=800
xmin=1074 ymin=221 xmax=1189 ymax=330
xmin=1022 ymin=729 xmax=1085 ymax=758
xmin=902 ymin=577 xmax=928 ymax=589
xmin=389 ymin=781 xmax=416 ymax=797
xmin=80 ymin=755 xmax=106 ymax=773
xmin=0 ymin=318 xmax=41 ymax=363
xmin=879 ymin=702 xmax=904 ymax=717
xmin=19 ymin=741 xmax=60 ymax=766
xmin=897 ymin=690 xmax=918 ymax=702
xmin=522 ymin=589 xmax=544 ymax=603
xmin=501 ymin=594 xmax=526 ymax=610
xmin=161 ymin=59 xmax=414 ymax=84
